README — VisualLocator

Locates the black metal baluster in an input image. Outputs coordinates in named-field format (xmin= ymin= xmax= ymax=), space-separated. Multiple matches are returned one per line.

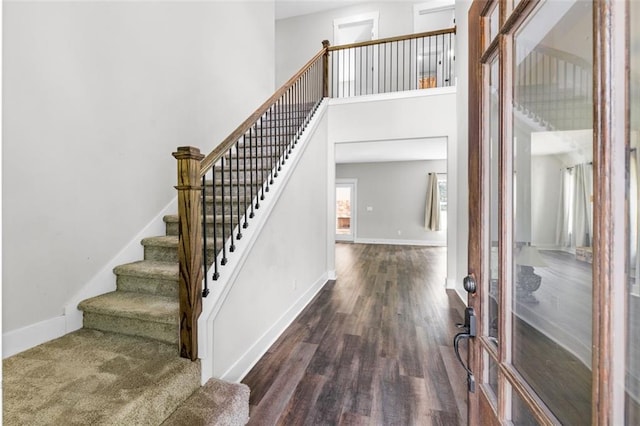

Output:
xmin=220 ymin=157 xmax=228 ymax=265
xmin=201 ymin=175 xmax=210 ymax=295
xmin=260 ymin=117 xmax=265 ymax=201
xmin=260 ymin=114 xmax=271 ymax=200
xmin=210 ymin=169 xmax=220 ymax=280
xmin=249 ymin=127 xmax=256 ymax=216
xmin=228 ymin=148 xmax=235 ymax=252
xmin=235 ymin=140 xmax=243 ymax=240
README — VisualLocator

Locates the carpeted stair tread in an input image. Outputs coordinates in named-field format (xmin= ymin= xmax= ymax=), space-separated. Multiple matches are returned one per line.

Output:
xmin=162 ymin=378 xmax=250 ymax=426
xmin=115 ymin=259 xmax=178 ymax=280
xmin=163 ymin=214 xmax=239 ymax=224
xmin=3 ymin=329 xmax=200 ymax=426
xmin=78 ymin=291 xmax=178 ymax=325
xmin=142 ymin=235 xmax=223 ymax=248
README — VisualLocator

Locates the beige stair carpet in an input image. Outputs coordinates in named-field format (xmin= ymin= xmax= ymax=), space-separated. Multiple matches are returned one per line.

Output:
xmin=3 ymin=329 xmax=200 ymax=425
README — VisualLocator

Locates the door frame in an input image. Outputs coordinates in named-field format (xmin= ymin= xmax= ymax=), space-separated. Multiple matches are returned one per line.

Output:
xmin=335 ymin=178 xmax=357 ymax=242
xmin=467 ymin=0 xmax=628 ymax=424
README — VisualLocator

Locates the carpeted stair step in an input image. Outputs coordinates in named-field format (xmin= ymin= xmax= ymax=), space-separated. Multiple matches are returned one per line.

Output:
xmin=141 ymin=235 xmax=222 ymax=264
xmin=202 ymin=194 xmax=254 ymax=215
xmin=115 ymin=260 xmax=178 ymax=297
xmin=163 ymin=215 xmax=242 ymax=238
xmin=78 ymin=291 xmax=178 ymax=344
xmin=3 ymin=329 xmax=201 ymax=426
xmin=161 ymin=378 xmax=250 ymax=426
xmin=203 ymin=181 xmax=264 ymax=197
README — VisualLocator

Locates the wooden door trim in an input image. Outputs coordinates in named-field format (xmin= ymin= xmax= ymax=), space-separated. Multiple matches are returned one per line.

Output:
xmin=468 ymin=1 xmax=486 ymax=424
xmin=592 ymin=0 xmax=628 ymax=423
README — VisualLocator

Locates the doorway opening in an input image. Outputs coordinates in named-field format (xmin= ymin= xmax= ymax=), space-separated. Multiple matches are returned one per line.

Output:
xmin=335 ymin=179 xmax=356 ymax=242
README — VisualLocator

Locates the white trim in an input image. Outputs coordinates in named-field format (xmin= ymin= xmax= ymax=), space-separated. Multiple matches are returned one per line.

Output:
xmin=354 ymin=237 xmax=446 ymax=247
xmin=63 ymin=197 xmax=178 ymax=333
xmin=328 ymin=86 xmax=456 ymax=106
xmin=414 ymin=0 xmax=455 ymax=15
xmin=333 ymin=11 xmax=379 ymax=44
xmin=220 ymin=273 xmax=329 ymax=383
xmin=198 ymin=102 xmax=329 ymax=383
xmin=3 ymin=316 xmax=66 ymax=358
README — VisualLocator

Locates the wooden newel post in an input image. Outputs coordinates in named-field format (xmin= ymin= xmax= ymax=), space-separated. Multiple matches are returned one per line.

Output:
xmin=322 ymin=40 xmax=330 ymax=98
xmin=172 ymin=146 xmax=205 ymax=361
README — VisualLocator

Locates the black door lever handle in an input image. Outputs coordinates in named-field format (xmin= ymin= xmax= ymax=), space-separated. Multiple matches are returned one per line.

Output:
xmin=452 ymin=307 xmax=477 ymax=393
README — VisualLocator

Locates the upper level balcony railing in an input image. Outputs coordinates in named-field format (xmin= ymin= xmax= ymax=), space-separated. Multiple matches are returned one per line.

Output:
xmin=327 ymin=27 xmax=456 ymax=98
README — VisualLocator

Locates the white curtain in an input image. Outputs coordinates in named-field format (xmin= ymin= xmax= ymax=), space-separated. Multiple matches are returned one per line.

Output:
xmin=572 ymin=163 xmax=593 ymax=247
xmin=556 ymin=168 xmax=572 ymax=247
xmin=425 ymin=173 xmax=441 ymax=231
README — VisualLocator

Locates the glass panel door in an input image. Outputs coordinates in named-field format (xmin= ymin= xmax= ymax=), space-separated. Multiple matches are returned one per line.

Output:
xmin=510 ymin=2 xmax=593 ymax=424
xmin=336 ymin=181 xmax=356 ymax=241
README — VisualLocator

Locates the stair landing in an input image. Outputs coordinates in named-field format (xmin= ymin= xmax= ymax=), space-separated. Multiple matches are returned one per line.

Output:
xmin=2 ymin=329 xmax=245 ymax=425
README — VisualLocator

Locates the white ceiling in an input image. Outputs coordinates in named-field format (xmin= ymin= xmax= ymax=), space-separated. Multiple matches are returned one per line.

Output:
xmin=335 ymin=137 xmax=448 ymax=164
xmin=275 ymin=1 xmax=368 ymax=20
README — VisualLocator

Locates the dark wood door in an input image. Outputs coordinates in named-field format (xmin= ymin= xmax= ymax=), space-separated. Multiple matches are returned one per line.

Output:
xmin=465 ymin=0 xmax=632 ymax=423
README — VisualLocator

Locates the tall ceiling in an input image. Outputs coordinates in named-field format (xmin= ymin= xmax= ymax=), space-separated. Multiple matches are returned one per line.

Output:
xmin=275 ymin=1 xmax=368 ymax=20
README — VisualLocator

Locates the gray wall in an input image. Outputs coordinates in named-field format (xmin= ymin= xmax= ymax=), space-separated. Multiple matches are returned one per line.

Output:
xmin=3 ymin=1 xmax=275 ymax=333
xmin=336 ymin=160 xmax=447 ymax=244
xmin=531 ymin=155 xmax=563 ymax=248
xmin=275 ymin=1 xmax=416 ymax=85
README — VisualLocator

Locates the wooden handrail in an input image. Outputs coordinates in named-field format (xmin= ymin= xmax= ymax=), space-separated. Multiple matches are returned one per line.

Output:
xmin=200 ymin=47 xmax=327 ymax=176
xmin=328 ymin=27 xmax=456 ymax=52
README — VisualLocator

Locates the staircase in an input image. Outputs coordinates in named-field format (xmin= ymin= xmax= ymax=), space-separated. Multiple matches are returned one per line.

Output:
xmin=3 ymin=107 xmax=320 ymax=425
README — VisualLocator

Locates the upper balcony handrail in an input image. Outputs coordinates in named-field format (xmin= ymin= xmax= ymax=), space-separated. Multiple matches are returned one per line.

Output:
xmin=328 ymin=27 xmax=456 ymax=52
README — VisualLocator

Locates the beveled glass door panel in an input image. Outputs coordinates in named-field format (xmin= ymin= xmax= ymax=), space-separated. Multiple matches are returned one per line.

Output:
xmin=487 ymin=57 xmax=500 ymax=347
xmin=511 ymin=2 xmax=593 ymax=424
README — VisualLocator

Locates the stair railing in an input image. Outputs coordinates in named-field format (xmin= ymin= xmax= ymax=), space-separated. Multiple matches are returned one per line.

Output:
xmin=172 ymin=28 xmax=460 ymax=360
xmin=328 ymin=27 xmax=456 ymax=98
xmin=514 ymin=43 xmax=592 ymax=131
xmin=172 ymin=44 xmax=328 ymax=360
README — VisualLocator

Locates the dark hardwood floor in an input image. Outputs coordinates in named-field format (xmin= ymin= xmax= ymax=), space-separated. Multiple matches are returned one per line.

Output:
xmin=241 ymin=243 xmax=467 ymax=425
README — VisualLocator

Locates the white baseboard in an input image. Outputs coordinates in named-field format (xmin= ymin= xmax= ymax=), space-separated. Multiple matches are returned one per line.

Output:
xmin=327 ymin=270 xmax=337 ymax=280
xmin=63 ymin=198 xmax=178 ymax=333
xmin=219 ymin=272 xmax=329 ymax=383
xmin=354 ymin=237 xmax=446 ymax=247
xmin=3 ymin=316 xmax=66 ymax=358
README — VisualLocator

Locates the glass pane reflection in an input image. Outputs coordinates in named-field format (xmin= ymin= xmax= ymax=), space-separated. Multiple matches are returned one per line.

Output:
xmin=511 ymin=1 xmax=592 ymax=424
xmin=488 ymin=58 xmax=499 ymax=345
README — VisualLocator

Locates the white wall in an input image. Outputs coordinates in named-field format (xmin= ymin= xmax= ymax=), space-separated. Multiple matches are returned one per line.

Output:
xmin=275 ymin=1 xmax=416 ymax=85
xmin=211 ymin=109 xmax=329 ymax=380
xmin=336 ymin=160 xmax=447 ymax=244
xmin=453 ymin=0 xmax=471 ymax=298
xmin=3 ymin=1 xmax=275 ymax=334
